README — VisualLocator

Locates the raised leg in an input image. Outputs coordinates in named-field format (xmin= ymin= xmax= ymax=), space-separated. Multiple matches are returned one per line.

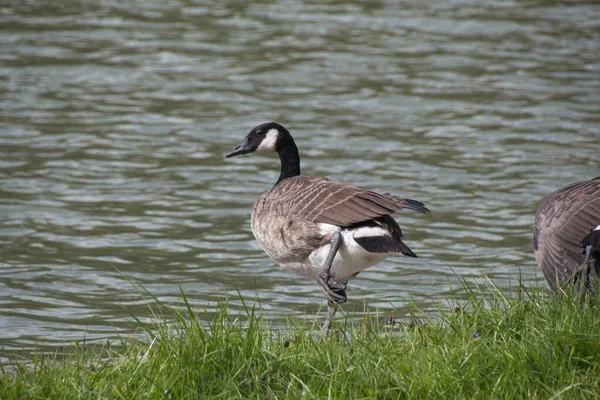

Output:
xmin=316 ymin=231 xmax=347 ymax=304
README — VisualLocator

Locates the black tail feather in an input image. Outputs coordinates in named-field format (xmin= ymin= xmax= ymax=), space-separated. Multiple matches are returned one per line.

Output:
xmin=397 ymin=240 xmax=418 ymax=257
xmin=386 ymin=195 xmax=429 ymax=214
xmin=354 ymin=235 xmax=418 ymax=257
xmin=402 ymin=198 xmax=430 ymax=214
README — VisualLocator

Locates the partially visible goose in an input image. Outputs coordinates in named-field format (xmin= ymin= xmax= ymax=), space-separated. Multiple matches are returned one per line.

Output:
xmin=533 ymin=177 xmax=600 ymax=294
xmin=226 ymin=122 xmax=429 ymax=330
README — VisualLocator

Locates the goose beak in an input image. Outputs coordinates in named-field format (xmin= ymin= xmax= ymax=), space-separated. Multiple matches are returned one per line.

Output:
xmin=225 ymin=139 xmax=252 ymax=158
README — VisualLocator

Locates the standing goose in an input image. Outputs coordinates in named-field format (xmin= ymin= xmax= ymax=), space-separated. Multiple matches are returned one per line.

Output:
xmin=533 ymin=177 xmax=600 ymax=295
xmin=226 ymin=122 xmax=429 ymax=330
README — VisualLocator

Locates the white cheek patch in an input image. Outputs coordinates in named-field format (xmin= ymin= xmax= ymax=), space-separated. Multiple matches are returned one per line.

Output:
xmin=256 ymin=129 xmax=279 ymax=152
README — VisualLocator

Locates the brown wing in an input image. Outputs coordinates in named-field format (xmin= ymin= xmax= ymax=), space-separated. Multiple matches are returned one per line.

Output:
xmin=257 ymin=175 xmax=429 ymax=227
xmin=533 ymin=176 xmax=600 ymax=290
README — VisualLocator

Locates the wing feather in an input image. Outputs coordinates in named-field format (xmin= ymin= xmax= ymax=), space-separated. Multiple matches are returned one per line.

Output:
xmin=534 ymin=177 xmax=600 ymax=289
xmin=256 ymin=175 xmax=429 ymax=227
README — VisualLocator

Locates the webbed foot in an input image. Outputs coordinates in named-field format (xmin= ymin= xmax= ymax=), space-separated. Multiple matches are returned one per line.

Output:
xmin=317 ymin=270 xmax=347 ymax=304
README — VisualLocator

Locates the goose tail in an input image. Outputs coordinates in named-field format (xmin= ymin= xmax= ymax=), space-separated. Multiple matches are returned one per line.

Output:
xmin=354 ymin=235 xmax=418 ymax=257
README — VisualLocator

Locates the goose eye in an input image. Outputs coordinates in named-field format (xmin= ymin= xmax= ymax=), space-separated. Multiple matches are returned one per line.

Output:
xmin=256 ymin=129 xmax=265 ymax=136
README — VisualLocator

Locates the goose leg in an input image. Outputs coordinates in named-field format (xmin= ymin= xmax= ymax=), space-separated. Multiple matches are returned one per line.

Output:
xmin=321 ymin=299 xmax=339 ymax=333
xmin=316 ymin=231 xmax=347 ymax=304
xmin=583 ymin=245 xmax=595 ymax=296
xmin=576 ymin=246 xmax=592 ymax=300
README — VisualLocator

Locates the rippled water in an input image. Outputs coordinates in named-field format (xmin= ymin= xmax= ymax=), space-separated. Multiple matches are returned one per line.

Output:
xmin=1 ymin=1 xmax=599 ymax=359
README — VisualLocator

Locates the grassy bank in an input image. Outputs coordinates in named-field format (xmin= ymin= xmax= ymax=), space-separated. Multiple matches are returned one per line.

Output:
xmin=2 ymin=283 xmax=600 ymax=399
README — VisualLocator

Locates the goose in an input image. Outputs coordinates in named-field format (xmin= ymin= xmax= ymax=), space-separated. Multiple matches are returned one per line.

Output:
xmin=533 ymin=176 xmax=600 ymax=295
xmin=226 ymin=122 xmax=429 ymax=330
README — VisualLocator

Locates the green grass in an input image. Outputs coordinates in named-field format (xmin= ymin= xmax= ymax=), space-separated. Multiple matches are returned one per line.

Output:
xmin=2 ymin=281 xmax=600 ymax=399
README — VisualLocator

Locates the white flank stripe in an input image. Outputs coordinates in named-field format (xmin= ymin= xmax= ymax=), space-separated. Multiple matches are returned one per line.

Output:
xmin=595 ymin=224 xmax=600 ymax=231
xmin=317 ymin=223 xmax=341 ymax=235
xmin=352 ymin=226 xmax=388 ymax=238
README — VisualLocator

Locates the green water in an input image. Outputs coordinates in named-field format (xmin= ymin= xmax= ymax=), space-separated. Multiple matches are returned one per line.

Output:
xmin=1 ymin=1 xmax=599 ymax=358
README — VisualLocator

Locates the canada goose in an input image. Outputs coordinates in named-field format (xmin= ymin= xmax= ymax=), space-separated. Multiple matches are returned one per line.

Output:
xmin=533 ymin=177 xmax=600 ymax=295
xmin=226 ymin=122 xmax=429 ymax=330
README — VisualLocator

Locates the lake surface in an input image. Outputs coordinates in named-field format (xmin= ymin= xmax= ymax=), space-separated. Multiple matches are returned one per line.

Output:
xmin=1 ymin=1 xmax=599 ymax=360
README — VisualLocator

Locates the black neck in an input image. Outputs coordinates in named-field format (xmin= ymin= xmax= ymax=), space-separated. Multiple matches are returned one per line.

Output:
xmin=276 ymin=139 xmax=300 ymax=184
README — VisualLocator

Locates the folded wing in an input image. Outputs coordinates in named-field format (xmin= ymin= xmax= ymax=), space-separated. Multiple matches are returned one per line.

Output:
xmin=261 ymin=175 xmax=429 ymax=227
xmin=534 ymin=177 xmax=600 ymax=289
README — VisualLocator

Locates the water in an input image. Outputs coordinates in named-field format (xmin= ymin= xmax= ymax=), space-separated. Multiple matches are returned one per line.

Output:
xmin=1 ymin=1 xmax=599 ymax=359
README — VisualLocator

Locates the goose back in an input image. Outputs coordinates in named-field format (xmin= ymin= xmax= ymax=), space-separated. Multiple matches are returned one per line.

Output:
xmin=252 ymin=175 xmax=428 ymax=227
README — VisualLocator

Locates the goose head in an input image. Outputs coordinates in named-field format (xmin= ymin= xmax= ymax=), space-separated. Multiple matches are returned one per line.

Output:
xmin=225 ymin=122 xmax=290 ymax=158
